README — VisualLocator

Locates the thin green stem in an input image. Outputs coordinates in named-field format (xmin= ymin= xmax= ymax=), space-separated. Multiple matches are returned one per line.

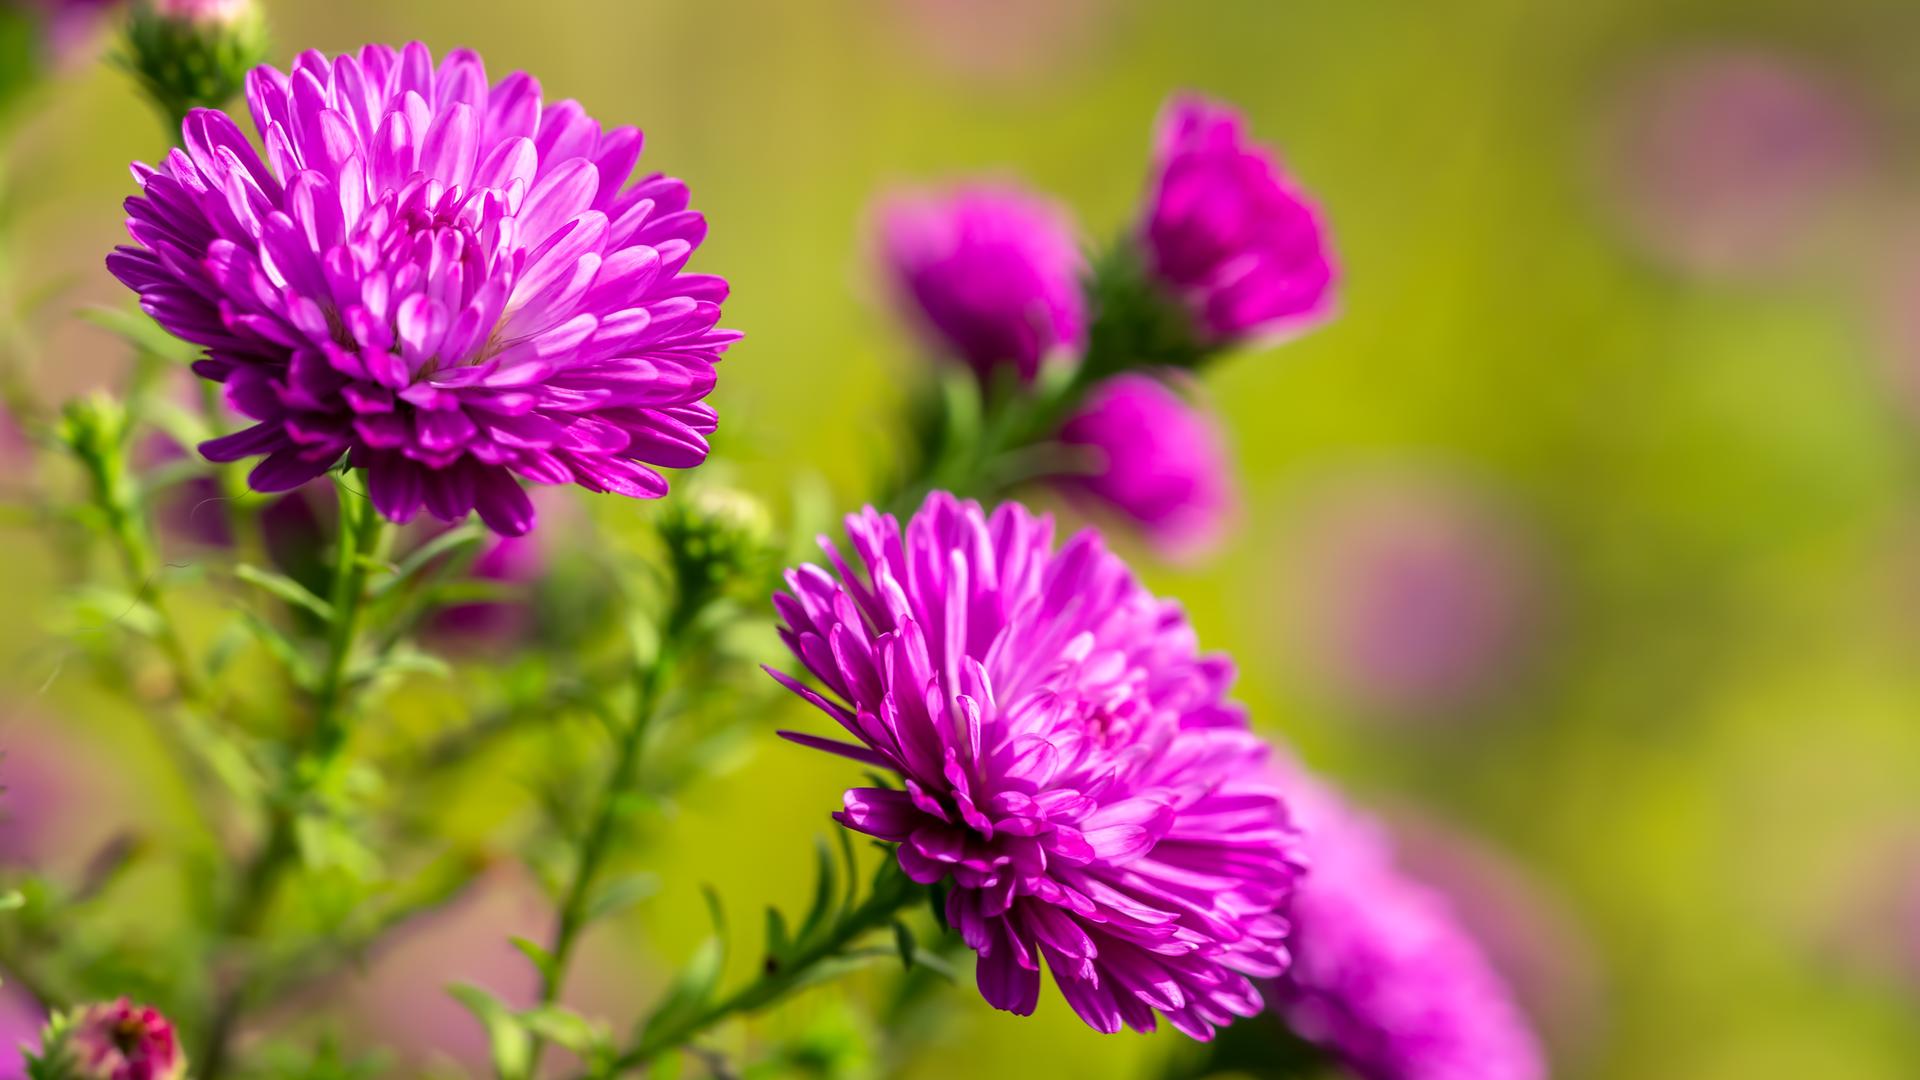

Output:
xmin=526 ymin=648 xmax=675 ymax=1078
xmin=596 ymin=875 xmax=919 ymax=1077
xmin=196 ymin=475 xmax=390 ymax=1080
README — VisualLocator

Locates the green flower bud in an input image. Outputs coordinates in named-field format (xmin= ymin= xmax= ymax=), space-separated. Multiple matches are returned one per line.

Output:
xmin=657 ymin=485 xmax=776 ymax=607
xmin=120 ymin=0 xmax=267 ymax=127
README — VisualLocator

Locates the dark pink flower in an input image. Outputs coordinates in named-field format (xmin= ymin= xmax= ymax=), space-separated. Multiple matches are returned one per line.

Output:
xmin=64 ymin=999 xmax=185 ymax=1080
xmin=1141 ymin=95 xmax=1337 ymax=347
xmin=1056 ymin=374 xmax=1233 ymax=559
xmin=771 ymin=493 xmax=1302 ymax=1038
xmin=109 ymin=43 xmax=737 ymax=535
xmin=878 ymin=183 xmax=1086 ymax=385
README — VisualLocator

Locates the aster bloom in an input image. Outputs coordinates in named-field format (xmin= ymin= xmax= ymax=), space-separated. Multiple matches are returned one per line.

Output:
xmin=770 ymin=492 xmax=1302 ymax=1038
xmin=1290 ymin=482 xmax=1537 ymax=717
xmin=1273 ymin=775 xmax=1545 ymax=1080
xmin=109 ymin=42 xmax=737 ymax=535
xmin=1056 ymin=374 xmax=1233 ymax=559
xmin=1141 ymin=95 xmax=1336 ymax=347
xmin=878 ymin=184 xmax=1087 ymax=384
xmin=57 ymin=999 xmax=185 ymax=1080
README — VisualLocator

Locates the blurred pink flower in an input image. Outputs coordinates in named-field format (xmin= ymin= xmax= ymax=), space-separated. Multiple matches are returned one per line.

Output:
xmin=1603 ymin=49 xmax=1867 ymax=277
xmin=0 ymin=982 xmax=44 ymax=1080
xmin=875 ymin=183 xmax=1087 ymax=385
xmin=149 ymin=0 xmax=247 ymax=23
xmin=0 ymin=719 xmax=114 ymax=873
xmin=62 ymin=999 xmax=184 ymax=1080
xmin=1286 ymin=480 xmax=1540 ymax=717
xmin=337 ymin=867 xmax=628 ymax=1074
xmin=887 ymin=0 xmax=1111 ymax=82
xmin=1055 ymin=373 xmax=1234 ymax=560
xmin=1388 ymin=811 xmax=1607 ymax=1057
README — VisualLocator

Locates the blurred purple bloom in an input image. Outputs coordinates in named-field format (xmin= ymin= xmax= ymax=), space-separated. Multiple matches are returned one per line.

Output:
xmin=427 ymin=529 xmax=543 ymax=645
xmin=1606 ymin=50 xmax=1865 ymax=277
xmin=0 ymin=982 xmax=42 ymax=1080
xmin=21 ymin=0 xmax=121 ymax=62
xmin=878 ymin=184 xmax=1086 ymax=384
xmin=1274 ymin=774 xmax=1545 ymax=1080
xmin=64 ymin=999 xmax=185 ymax=1080
xmin=1389 ymin=811 xmax=1606 ymax=1058
xmin=141 ymin=435 xmax=231 ymax=548
xmin=1141 ymin=95 xmax=1337 ymax=346
xmin=1056 ymin=374 xmax=1233 ymax=559
xmin=1290 ymin=482 xmax=1537 ymax=716
xmin=771 ymin=493 xmax=1302 ymax=1038
xmin=109 ymin=42 xmax=738 ymax=536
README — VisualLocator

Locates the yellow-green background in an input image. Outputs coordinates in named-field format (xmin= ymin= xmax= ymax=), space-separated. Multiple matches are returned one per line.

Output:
xmin=6 ymin=0 xmax=1920 ymax=1077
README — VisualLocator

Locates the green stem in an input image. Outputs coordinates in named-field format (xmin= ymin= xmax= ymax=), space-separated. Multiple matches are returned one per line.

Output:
xmin=196 ymin=475 xmax=390 ymax=1080
xmin=598 ymin=875 xmax=919 ymax=1077
xmin=526 ymin=647 xmax=675 ymax=1078
xmin=79 ymin=429 xmax=210 ymax=708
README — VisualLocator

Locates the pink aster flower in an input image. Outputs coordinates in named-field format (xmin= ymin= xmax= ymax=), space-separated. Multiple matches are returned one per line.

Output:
xmin=1056 ymin=373 xmax=1233 ymax=560
xmin=770 ymin=492 xmax=1303 ymax=1038
xmin=1273 ymin=774 xmax=1545 ymax=1080
xmin=108 ymin=42 xmax=737 ymax=536
xmin=1141 ymin=95 xmax=1336 ymax=347
xmin=877 ymin=183 xmax=1087 ymax=385
xmin=63 ymin=999 xmax=185 ymax=1080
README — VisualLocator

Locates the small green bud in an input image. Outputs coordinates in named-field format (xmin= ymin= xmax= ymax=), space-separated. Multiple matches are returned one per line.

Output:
xmin=657 ymin=485 xmax=776 ymax=606
xmin=120 ymin=0 xmax=267 ymax=128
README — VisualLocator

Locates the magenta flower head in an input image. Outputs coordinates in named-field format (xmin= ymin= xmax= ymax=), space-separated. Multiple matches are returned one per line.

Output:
xmin=770 ymin=492 xmax=1303 ymax=1038
xmin=1140 ymin=95 xmax=1336 ymax=348
xmin=39 ymin=998 xmax=186 ymax=1080
xmin=877 ymin=184 xmax=1087 ymax=384
xmin=1272 ymin=774 xmax=1545 ymax=1080
xmin=1056 ymin=374 xmax=1233 ymax=559
xmin=108 ymin=42 xmax=738 ymax=535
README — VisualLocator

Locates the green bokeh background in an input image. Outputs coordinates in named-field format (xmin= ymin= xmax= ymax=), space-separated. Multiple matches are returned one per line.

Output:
xmin=6 ymin=0 xmax=1920 ymax=1077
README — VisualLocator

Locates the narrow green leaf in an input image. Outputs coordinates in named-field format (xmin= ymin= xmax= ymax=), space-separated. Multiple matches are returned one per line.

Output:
xmin=447 ymin=984 xmax=531 ymax=1080
xmin=892 ymin=919 xmax=916 ymax=970
xmin=508 ymin=936 xmax=557 ymax=985
xmin=236 ymin=563 xmax=335 ymax=620
xmin=584 ymin=872 xmax=660 ymax=924
xmin=764 ymin=906 xmax=791 ymax=965
xmin=518 ymin=1005 xmax=606 ymax=1056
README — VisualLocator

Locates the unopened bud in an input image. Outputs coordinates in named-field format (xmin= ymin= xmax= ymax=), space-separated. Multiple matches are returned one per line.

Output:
xmin=29 ymin=999 xmax=186 ymax=1080
xmin=121 ymin=0 xmax=266 ymax=126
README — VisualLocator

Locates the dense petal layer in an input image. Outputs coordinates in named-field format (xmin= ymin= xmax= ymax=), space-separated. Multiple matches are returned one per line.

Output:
xmin=110 ymin=42 xmax=737 ymax=535
xmin=772 ymin=492 xmax=1303 ymax=1039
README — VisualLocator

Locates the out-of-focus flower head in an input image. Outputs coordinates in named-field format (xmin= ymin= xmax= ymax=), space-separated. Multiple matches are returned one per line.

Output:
xmin=148 ymin=0 xmax=246 ymax=21
xmin=1604 ymin=49 xmax=1866 ymax=277
xmin=10 ymin=1 xmax=122 ymax=69
xmin=1055 ymin=373 xmax=1234 ymax=560
xmin=888 ymin=0 xmax=1112 ymax=84
xmin=424 ymin=528 xmax=545 ymax=646
xmin=771 ymin=492 xmax=1303 ymax=1038
xmin=877 ymin=183 xmax=1087 ymax=386
xmin=1273 ymin=772 xmax=1545 ymax=1080
xmin=1388 ymin=810 xmax=1607 ymax=1058
xmin=31 ymin=999 xmax=185 ymax=1080
xmin=0 ymin=719 xmax=115 ymax=874
xmin=0 ymin=981 xmax=43 ymax=1080
xmin=109 ymin=42 xmax=739 ymax=536
xmin=1138 ymin=94 xmax=1337 ymax=349
xmin=1286 ymin=479 xmax=1539 ymax=718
